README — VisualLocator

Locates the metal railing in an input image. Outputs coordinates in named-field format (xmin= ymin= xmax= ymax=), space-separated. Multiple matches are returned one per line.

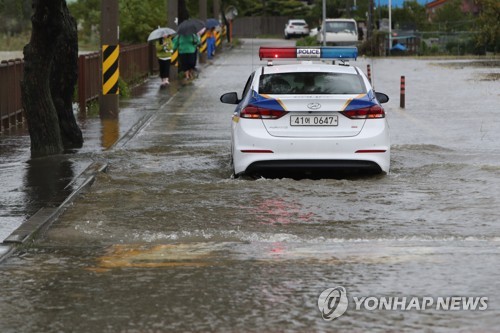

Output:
xmin=1 ymin=43 xmax=155 ymax=132
xmin=0 ymin=59 xmax=24 ymax=131
xmin=77 ymin=43 xmax=153 ymax=112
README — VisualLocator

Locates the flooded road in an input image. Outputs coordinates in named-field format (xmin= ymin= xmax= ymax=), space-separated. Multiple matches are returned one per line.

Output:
xmin=0 ymin=39 xmax=499 ymax=332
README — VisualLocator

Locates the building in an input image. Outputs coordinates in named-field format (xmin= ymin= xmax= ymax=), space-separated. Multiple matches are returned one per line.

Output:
xmin=425 ymin=0 xmax=480 ymax=21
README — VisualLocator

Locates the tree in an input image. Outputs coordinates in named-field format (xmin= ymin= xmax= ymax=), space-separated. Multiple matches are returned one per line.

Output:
xmin=392 ymin=1 xmax=429 ymax=31
xmin=0 ymin=0 xmax=31 ymax=34
xmin=21 ymin=0 xmax=82 ymax=157
xmin=68 ymin=0 xmax=166 ymax=44
xmin=119 ymin=0 xmax=167 ymax=42
xmin=178 ymin=0 xmax=189 ymax=23
xmin=433 ymin=0 xmax=473 ymax=32
xmin=475 ymin=0 xmax=500 ymax=53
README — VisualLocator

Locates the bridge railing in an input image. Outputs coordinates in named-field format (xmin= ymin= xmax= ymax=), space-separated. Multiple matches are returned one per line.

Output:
xmin=1 ymin=43 xmax=156 ymax=132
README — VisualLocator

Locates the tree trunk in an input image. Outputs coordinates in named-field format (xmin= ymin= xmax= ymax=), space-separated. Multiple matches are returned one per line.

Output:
xmin=50 ymin=1 xmax=83 ymax=149
xmin=21 ymin=0 xmax=82 ymax=157
xmin=178 ymin=0 xmax=189 ymax=23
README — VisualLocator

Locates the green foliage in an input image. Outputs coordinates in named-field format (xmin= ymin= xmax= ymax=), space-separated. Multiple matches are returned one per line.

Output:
xmin=419 ymin=41 xmax=440 ymax=56
xmin=392 ymin=0 xmax=429 ymax=31
xmin=296 ymin=35 xmax=320 ymax=46
xmin=309 ymin=0 xmax=350 ymax=20
xmin=120 ymin=0 xmax=167 ymax=43
xmin=432 ymin=0 xmax=474 ymax=32
xmin=221 ymin=0 xmax=310 ymax=17
xmin=0 ymin=0 xmax=31 ymax=34
xmin=68 ymin=0 xmax=100 ymax=45
xmin=265 ymin=0 xmax=311 ymax=16
xmin=68 ymin=0 xmax=167 ymax=44
xmin=118 ymin=77 xmax=131 ymax=98
xmin=475 ymin=0 xmax=500 ymax=53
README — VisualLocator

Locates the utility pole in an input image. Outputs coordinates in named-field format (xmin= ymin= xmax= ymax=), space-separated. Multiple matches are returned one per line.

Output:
xmin=199 ymin=0 xmax=207 ymax=64
xmin=388 ymin=0 xmax=392 ymax=55
xmin=213 ymin=0 xmax=220 ymax=20
xmin=168 ymin=0 xmax=178 ymax=82
xmin=100 ymin=0 xmax=119 ymax=118
xmin=322 ymin=0 xmax=326 ymax=46
xmin=368 ymin=0 xmax=374 ymax=40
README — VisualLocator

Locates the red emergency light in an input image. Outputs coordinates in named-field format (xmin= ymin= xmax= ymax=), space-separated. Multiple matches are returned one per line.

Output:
xmin=259 ymin=47 xmax=297 ymax=60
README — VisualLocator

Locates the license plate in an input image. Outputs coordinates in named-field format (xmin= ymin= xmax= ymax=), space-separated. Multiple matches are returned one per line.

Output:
xmin=290 ymin=115 xmax=338 ymax=126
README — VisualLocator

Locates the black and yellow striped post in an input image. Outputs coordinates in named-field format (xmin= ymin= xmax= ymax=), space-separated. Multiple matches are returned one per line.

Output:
xmin=215 ymin=29 xmax=222 ymax=47
xmin=200 ymin=31 xmax=208 ymax=55
xmin=100 ymin=0 xmax=118 ymax=117
xmin=102 ymin=45 xmax=119 ymax=95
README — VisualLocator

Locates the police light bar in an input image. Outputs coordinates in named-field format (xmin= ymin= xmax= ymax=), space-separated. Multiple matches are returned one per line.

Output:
xmin=259 ymin=47 xmax=358 ymax=61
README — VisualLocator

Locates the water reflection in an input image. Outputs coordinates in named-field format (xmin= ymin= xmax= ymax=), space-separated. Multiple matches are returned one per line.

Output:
xmin=254 ymin=197 xmax=316 ymax=225
xmin=100 ymin=118 xmax=119 ymax=149
xmin=24 ymin=156 xmax=75 ymax=209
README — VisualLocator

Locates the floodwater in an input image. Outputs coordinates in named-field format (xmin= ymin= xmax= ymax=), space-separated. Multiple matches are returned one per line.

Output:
xmin=0 ymin=39 xmax=499 ymax=332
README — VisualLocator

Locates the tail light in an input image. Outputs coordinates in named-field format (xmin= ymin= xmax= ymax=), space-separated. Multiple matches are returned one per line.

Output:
xmin=341 ymin=105 xmax=385 ymax=119
xmin=240 ymin=105 xmax=288 ymax=120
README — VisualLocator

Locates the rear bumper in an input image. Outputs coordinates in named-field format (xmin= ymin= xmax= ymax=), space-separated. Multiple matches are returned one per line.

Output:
xmin=245 ymin=159 xmax=383 ymax=178
xmin=232 ymin=119 xmax=390 ymax=177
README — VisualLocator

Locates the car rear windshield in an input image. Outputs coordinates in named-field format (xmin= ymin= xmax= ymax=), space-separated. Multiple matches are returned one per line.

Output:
xmin=259 ymin=72 xmax=366 ymax=95
xmin=325 ymin=21 xmax=357 ymax=33
xmin=290 ymin=21 xmax=306 ymax=26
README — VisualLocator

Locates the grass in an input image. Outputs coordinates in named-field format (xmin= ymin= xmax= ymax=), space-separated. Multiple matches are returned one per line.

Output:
xmin=0 ymin=32 xmax=31 ymax=51
xmin=0 ymin=31 xmax=100 ymax=52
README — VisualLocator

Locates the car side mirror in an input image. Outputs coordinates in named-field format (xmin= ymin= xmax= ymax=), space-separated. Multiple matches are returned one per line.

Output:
xmin=375 ymin=92 xmax=389 ymax=104
xmin=220 ymin=92 xmax=240 ymax=104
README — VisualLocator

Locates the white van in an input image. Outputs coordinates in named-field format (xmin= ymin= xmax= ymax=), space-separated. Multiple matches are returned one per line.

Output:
xmin=317 ymin=18 xmax=358 ymax=46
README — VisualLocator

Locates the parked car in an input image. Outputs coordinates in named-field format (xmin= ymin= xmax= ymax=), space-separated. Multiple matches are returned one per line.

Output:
xmin=220 ymin=46 xmax=390 ymax=179
xmin=284 ymin=19 xmax=309 ymax=39
xmin=317 ymin=18 xmax=358 ymax=46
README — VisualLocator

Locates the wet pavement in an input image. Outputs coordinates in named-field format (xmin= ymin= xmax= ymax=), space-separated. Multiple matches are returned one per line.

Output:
xmin=1 ymin=39 xmax=500 ymax=332
xmin=0 ymin=73 xmax=172 ymax=248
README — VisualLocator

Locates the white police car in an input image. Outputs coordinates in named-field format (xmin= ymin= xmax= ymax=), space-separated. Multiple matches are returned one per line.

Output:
xmin=220 ymin=46 xmax=390 ymax=178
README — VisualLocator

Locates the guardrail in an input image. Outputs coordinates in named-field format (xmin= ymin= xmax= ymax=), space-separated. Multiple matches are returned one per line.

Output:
xmin=1 ymin=43 xmax=157 ymax=132
xmin=0 ymin=59 xmax=24 ymax=131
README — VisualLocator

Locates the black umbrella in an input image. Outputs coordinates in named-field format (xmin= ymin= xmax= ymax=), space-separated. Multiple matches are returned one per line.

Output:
xmin=177 ymin=18 xmax=205 ymax=35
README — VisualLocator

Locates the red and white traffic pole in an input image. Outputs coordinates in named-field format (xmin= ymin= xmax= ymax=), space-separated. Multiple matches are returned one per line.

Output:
xmin=400 ymin=75 xmax=405 ymax=109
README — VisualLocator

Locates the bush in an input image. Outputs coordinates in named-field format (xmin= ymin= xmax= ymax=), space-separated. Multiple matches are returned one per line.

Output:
xmin=296 ymin=36 xmax=319 ymax=47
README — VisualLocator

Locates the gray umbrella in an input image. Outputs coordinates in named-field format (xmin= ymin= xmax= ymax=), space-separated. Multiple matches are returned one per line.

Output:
xmin=147 ymin=27 xmax=176 ymax=42
xmin=177 ymin=19 xmax=205 ymax=35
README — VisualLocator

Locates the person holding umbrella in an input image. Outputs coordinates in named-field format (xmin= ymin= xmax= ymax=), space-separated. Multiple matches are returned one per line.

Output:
xmin=206 ymin=19 xmax=220 ymax=59
xmin=156 ymin=33 xmax=174 ymax=86
xmin=174 ymin=19 xmax=204 ymax=82
xmin=147 ymin=27 xmax=176 ymax=86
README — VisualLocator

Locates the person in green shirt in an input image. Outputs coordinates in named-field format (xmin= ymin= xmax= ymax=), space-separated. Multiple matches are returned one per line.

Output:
xmin=173 ymin=33 xmax=200 ymax=82
xmin=156 ymin=33 xmax=173 ymax=86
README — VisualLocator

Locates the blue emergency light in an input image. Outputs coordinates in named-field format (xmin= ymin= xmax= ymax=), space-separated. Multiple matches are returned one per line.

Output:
xmin=259 ymin=46 xmax=358 ymax=61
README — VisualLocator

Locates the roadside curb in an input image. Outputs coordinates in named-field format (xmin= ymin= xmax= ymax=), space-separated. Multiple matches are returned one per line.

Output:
xmin=0 ymin=162 xmax=108 ymax=263
xmin=0 ymin=80 xmax=175 ymax=264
